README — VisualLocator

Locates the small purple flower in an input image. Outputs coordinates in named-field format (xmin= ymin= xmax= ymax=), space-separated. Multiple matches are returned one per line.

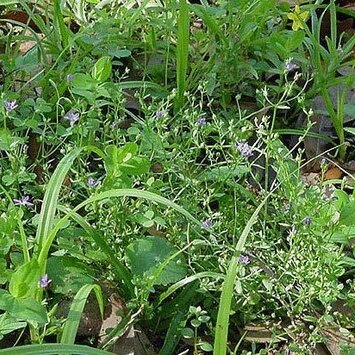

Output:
xmin=13 ymin=195 xmax=34 ymax=207
xmin=196 ymin=117 xmax=206 ymax=126
xmin=154 ymin=110 xmax=165 ymax=119
xmin=284 ymin=59 xmax=299 ymax=72
xmin=66 ymin=74 xmax=74 ymax=82
xmin=302 ymin=216 xmax=312 ymax=226
xmin=4 ymin=99 xmax=18 ymax=112
xmin=202 ymin=219 xmax=212 ymax=229
xmin=39 ymin=274 xmax=52 ymax=288
xmin=239 ymin=255 xmax=250 ymax=265
xmin=235 ymin=141 xmax=254 ymax=158
xmin=87 ymin=177 xmax=99 ymax=188
xmin=64 ymin=111 xmax=80 ymax=125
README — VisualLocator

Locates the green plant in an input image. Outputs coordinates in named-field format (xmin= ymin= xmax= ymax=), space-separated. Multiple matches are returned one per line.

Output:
xmin=299 ymin=1 xmax=355 ymax=160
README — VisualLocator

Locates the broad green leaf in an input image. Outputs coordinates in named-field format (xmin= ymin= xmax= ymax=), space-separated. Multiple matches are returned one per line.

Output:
xmin=104 ymin=143 xmax=150 ymax=177
xmin=285 ymin=30 xmax=305 ymax=51
xmin=344 ymin=104 xmax=355 ymax=118
xmin=0 ymin=314 xmax=26 ymax=337
xmin=126 ymin=236 xmax=187 ymax=286
xmin=47 ymin=256 xmax=95 ymax=294
xmin=0 ymin=290 xmax=47 ymax=324
xmin=9 ymin=259 xmax=40 ymax=298
xmin=108 ymin=48 xmax=131 ymax=58
xmin=71 ymin=74 xmax=98 ymax=101
xmin=71 ymin=73 xmax=98 ymax=90
xmin=339 ymin=201 xmax=355 ymax=226
xmin=92 ymin=56 xmax=112 ymax=82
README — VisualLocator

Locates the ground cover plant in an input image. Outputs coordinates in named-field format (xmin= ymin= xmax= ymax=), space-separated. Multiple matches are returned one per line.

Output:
xmin=0 ymin=0 xmax=355 ymax=354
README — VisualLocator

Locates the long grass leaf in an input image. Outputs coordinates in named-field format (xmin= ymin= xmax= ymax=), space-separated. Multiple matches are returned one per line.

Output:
xmin=57 ymin=206 xmax=134 ymax=298
xmin=155 ymin=271 xmax=222 ymax=307
xmin=53 ymin=0 xmax=70 ymax=48
xmin=159 ymin=311 xmax=186 ymax=355
xmin=0 ymin=343 xmax=113 ymax=354
xmin=35 ymin=148 xmax=83 ymax=250
xmin=175 ymin=0 xmax=190 ymax=111
xmin=38 ymin=188 xmax=201 ymax=270
xmin=213 ymin=199 xmax=267 ymax=355
xmin=61 ymin=284 xmax=103 ymax=345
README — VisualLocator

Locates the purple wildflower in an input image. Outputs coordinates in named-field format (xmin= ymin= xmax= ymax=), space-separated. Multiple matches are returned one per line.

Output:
xmin=39 ymin=274 xmax=52 ymax=288
xmin=13 ymin=195 xmax=34 ymax=207
xmin=154 ymin=110 xmax=165 ymax=119
xmin=239 ymin=255 xmax=250 ymax=265
xmin=4 ymin=99 xmax=18 ymax=112
xmin=66 ymin=74 xmax=74 ymax=82
xmin=64 ymin=111 xmax=80 ymax=125
xmin=87 ymin=177 xmax=99 ymax=188
xmin=284 ymin=59 xmax=299 ymax=72
xmin=202 ymin=219 xmax=212 ymax=229
xmin=196 ymin=117 xmax=206 ymax=126
xmin=236 ymin=141 xmax=254 ymax=158
xmin=302 ymin=216 xmax=312 ymax=226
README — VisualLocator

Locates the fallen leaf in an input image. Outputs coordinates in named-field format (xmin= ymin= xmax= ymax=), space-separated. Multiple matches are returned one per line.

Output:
xmin=325 ymin=167 xmax=343 ymax=180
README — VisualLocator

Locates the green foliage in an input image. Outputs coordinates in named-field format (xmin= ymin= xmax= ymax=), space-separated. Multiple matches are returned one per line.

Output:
xmin=61 ymin=284 xmax=103 ymax=344
xmin=126 ymin=235 xmax=187 ymax=286
xmin=47 ymin=256 xmax=95 ymax=295
xmin=0 ymin=290 xmax=48 ymax=324
xmin=9 ymin=259 xmax=40 ymax=298
xmin=1 ymin=0 xmax=355 ymax=353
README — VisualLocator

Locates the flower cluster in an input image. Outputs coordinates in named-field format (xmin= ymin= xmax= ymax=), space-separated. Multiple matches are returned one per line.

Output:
xmin=196 ymin=117 xmax=206 ymax=126
xmin=235 ymin=141 xmax=254 ymax=158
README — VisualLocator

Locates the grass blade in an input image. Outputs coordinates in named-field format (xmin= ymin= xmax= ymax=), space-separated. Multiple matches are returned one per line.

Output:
xmin=35 ymin=148 xmax=83 ymax=251
xmin=175 ymin=0 xmax=190 ymax=112
xmin=0 ymin=343 xmax=113 ymax=354
xmin=213 ymin=199 xmax=267 ymax=355
xmin=154 ymin=271 xmax=222 ymax=307
xmin=57 ymin=206 xmax=134 ymax=298
xmin=61 ymin=284 xmax=103 ymax=345
xmin=38 ymin=188 xmax=201 ymax=268
xmin=159 ymin=311 xmax=186 ymax=355
xmin=53 ymin=0 xmax=70 ymax=48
